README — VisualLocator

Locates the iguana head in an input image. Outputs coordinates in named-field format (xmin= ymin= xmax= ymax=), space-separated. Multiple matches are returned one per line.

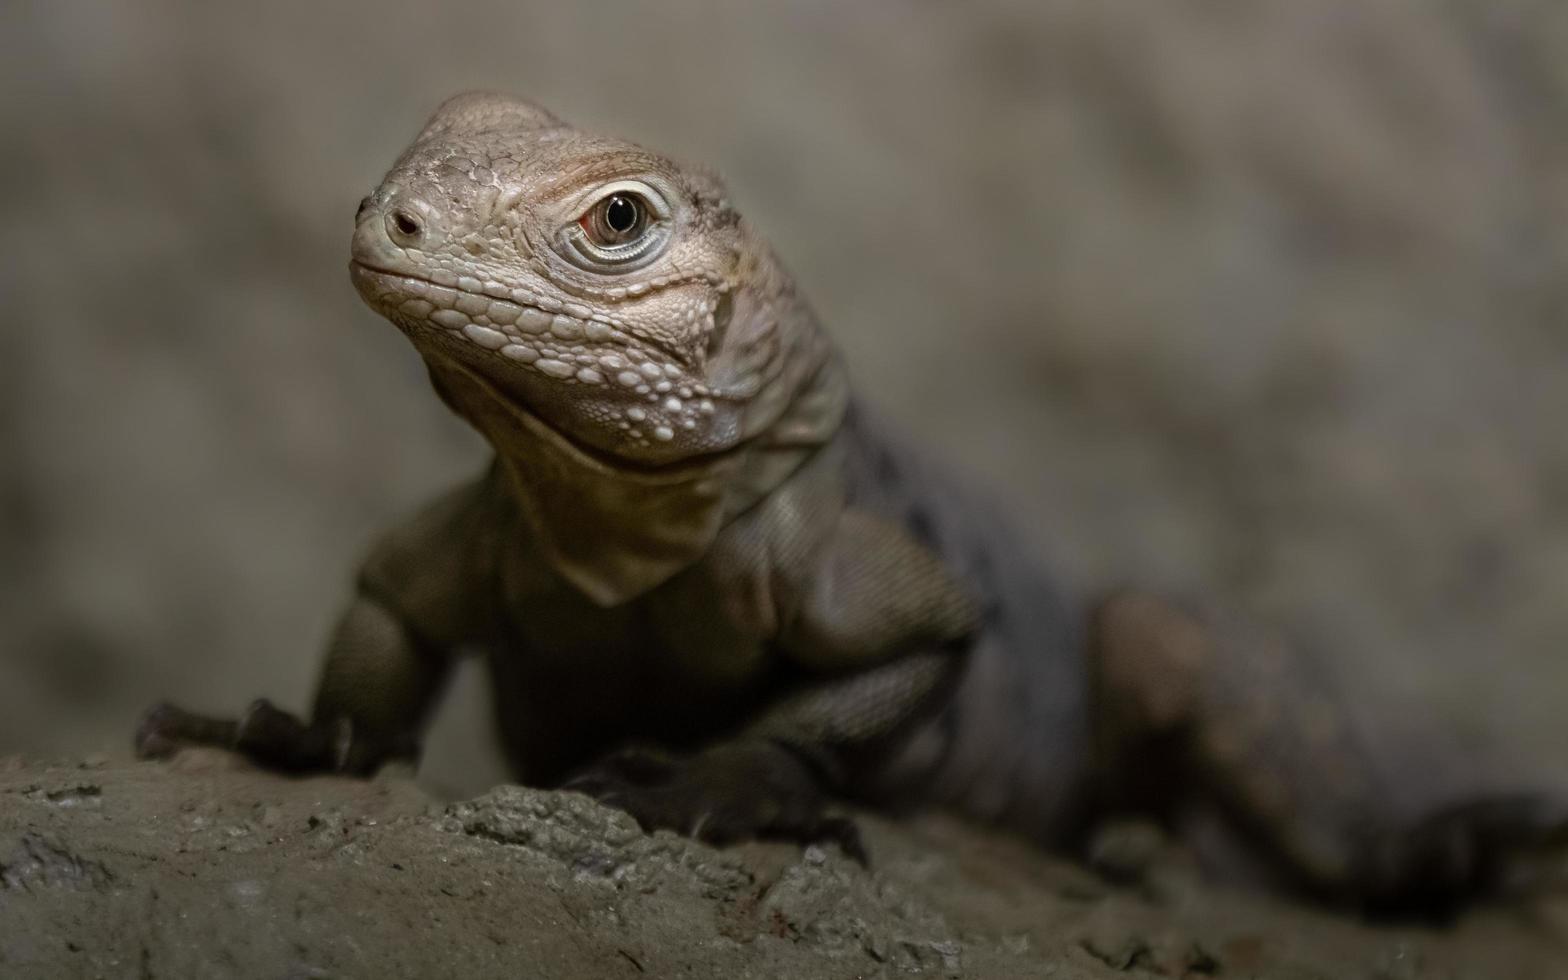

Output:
xmin=351 ymin=91 xmax=830 ymax=468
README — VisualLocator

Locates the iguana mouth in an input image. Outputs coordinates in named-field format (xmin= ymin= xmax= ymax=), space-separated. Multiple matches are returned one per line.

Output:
xmin=349 ymin=262 xmax=705 ymax=394
xmin=351 ymin=262 xmax=748 ymax=476
xmin=351 ymin=260 xmax=735 ymax=464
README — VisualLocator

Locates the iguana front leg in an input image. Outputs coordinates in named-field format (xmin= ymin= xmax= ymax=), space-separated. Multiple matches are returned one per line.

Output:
xmin=135 ymin=592 xmax=442 ymax=773
xmin=564 ymin=649 xmax=961 ymax=863
xmin=566 ymin=508 xmax=977 ymax=861
xmin=135 ymin=478 xmax=495 ymax=775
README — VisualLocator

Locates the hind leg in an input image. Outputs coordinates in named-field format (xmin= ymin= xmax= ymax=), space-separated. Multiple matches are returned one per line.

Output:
xmin=1087 ymin=590 xmax=1566 ymax=914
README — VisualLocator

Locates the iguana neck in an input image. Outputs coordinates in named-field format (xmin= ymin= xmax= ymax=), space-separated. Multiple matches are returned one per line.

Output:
xmin=427 ymin=315 xmax=848 ymax=607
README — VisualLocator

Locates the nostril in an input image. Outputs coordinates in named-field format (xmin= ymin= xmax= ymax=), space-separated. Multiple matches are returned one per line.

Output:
xmin=391 ymin=209 xmax=422 ymax=238
xmin=355 ymin=196 xmax=374 ymax=222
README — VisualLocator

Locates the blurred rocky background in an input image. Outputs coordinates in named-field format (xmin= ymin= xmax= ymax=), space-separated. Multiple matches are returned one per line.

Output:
xmin=2 ymin=1 xmax=1565 ymax=790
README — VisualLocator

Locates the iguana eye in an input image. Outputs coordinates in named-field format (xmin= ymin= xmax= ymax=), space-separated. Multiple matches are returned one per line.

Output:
xmin=559 ymin=180 xmax=673 ymax=273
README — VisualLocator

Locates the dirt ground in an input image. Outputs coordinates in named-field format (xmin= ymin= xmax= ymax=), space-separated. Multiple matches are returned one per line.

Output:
xmin=2 ymin=755 xmax=1565 ymax=980
xmin=5 ymin=0 xmax=1568 ymax=780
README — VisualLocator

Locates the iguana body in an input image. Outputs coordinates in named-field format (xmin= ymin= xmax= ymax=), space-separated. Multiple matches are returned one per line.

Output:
xmin=138 ymin=93 xmax=1564 ymax=913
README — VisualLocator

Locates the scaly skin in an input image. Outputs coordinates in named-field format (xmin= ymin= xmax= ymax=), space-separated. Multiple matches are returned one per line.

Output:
xmin=138 ymin=92 xmax=1567 ymax=915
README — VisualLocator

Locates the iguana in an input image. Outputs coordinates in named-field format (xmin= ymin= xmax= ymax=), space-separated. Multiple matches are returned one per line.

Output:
xmin=136 ymin=92 xmax=1566 ymax=915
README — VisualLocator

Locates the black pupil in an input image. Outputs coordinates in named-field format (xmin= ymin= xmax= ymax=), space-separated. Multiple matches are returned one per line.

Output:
xmin=604 ymin=195 xmax=639 ymax=235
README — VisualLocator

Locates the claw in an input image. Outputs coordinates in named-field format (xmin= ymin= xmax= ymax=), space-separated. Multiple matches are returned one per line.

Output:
xmin=817 ymin=815 xmax=870 ymax=867
xmin=134 ymin=702 xmax=237 ymax=759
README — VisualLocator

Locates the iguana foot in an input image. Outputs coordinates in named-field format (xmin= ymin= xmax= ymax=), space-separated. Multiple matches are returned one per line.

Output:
xmin=1360 ymin=794 xmax=1568 ymax=920
xmin=563 ymin=740 xmax=868 ymax=865
xmin=134 ymin=699 xmax=416 ymax=776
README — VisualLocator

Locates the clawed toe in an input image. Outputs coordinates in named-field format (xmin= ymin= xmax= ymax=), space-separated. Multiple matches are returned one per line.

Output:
xmin=134 ymin=701 xmax=238 ymax=759
xmin=814 ymin=815 xmax=869 ymax=866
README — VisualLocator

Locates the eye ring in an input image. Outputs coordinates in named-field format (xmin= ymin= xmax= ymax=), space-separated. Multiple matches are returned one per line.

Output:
xmin=558 ymin=180 xmax=674 ymax=274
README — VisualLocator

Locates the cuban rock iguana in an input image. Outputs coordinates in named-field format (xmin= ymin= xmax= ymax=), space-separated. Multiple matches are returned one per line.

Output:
xmin=137 ymin=92 xmax=1566 ymax=914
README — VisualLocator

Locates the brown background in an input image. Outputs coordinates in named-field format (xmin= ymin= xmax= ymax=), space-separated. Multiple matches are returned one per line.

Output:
xmin=3 ymin=1 xmax=1565 ymax=786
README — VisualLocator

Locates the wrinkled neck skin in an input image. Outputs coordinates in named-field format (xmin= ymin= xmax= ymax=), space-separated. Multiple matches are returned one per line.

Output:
xmin=424 ymin=236 xmax=849 ymax=606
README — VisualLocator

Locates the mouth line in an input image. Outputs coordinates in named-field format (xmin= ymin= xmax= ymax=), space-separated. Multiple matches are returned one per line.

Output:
xmin=350 ymin=261 xmax=702 ymax=393
xmin=350 ymin=260 xmax=524 ymax=304
xmin=351 ymin=260 xmax=612 ymax=339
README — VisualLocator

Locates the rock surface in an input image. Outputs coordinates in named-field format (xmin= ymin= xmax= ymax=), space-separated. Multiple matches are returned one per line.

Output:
xmin=2 ymin=756 xmax=1565 ymax=979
